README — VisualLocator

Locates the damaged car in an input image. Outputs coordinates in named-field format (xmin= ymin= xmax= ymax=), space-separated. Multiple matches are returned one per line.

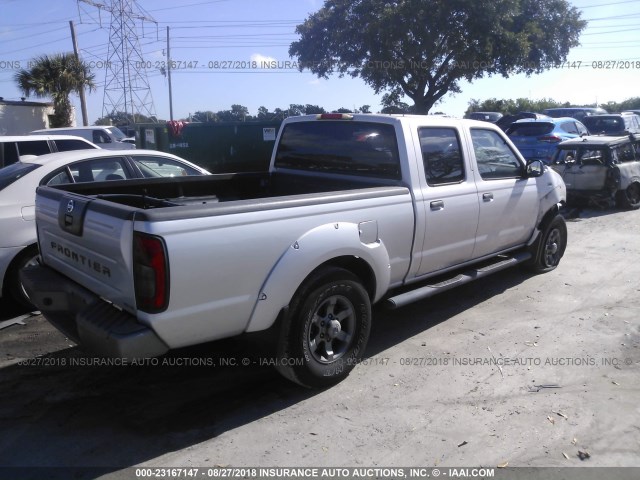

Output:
xmin=550 ymin=134 xmax=640 ymax=209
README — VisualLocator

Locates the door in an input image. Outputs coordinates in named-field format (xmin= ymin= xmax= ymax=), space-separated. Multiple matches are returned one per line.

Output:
xmin=415 ymin=126 xmax=480 ymax=276
xmin=571 ymin=147 xmax=608 ymax=192
xmin=469 ymin=128 xmax=539 ymax=258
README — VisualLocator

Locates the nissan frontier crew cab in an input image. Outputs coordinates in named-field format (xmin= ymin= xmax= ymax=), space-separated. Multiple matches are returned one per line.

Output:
xmin=22 ymin=114 xmax=567 ymax=388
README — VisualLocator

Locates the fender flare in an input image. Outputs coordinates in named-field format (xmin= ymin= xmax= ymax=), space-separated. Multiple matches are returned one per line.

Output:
xmin=244 ymin=221 xmax=391 ymax=333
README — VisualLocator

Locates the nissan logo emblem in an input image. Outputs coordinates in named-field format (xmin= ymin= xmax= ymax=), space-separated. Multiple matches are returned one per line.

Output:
xmin=66 ymin=199 xmax=75 ymax=213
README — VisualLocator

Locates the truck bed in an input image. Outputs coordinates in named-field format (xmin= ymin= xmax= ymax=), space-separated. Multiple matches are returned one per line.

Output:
xmin=50 ymin=171 xmax=402 ymax=206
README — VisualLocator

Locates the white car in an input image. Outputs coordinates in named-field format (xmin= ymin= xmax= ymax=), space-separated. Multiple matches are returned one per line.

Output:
xmin=0 ymin=149 xmax=210 ymax=307
xmin=0 ymin=134 xmax=99 ymax=168
xmin=31 ymin=126 xmax=136 ymax=150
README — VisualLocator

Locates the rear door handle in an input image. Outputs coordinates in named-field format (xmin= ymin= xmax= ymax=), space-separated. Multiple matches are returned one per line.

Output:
xmin=430 ymin=200 xmax=444 ymax=210
xmin=483 ymin=193 xmax=494 ymax=202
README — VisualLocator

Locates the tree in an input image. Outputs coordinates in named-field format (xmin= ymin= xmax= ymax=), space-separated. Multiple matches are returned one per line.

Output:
xmin=216 ymin=104 xmax=251 ymax=122
xmin=290 ymin=0 xmax=586 ymax=114
xmin=603 ymin=97 xmax=640 ymax=113
xmin=15 ymin=53 xmax=95 ymax=127
xmin=465 ymin=97 xmax=569 ymax=116
xmin=95 ymin=111 xmax=157 ymax=126
xmin=189 ymin=110 xmax=218 ymax=123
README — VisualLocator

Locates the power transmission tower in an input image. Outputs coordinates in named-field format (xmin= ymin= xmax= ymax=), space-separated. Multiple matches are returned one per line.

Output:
xmin=78 ymin=0 xmax=158 ymax=123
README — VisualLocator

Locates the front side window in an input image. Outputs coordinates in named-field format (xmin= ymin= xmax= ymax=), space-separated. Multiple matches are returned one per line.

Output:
xmin=579 ymin=148 xmax=607 ymax=166
xmin=275 ymin=121 xmax=401 ymax=179
xmin=419 ymin=127 xmax=464 ymax=186
xmin=470 ymin=129 xmax=523 ymax=180
xmin=92 ymin=130 xmax=112 ymax=144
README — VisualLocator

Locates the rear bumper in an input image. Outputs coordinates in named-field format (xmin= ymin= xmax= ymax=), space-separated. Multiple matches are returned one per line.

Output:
xmin=20 ymin=264 xmax=169 ymax=359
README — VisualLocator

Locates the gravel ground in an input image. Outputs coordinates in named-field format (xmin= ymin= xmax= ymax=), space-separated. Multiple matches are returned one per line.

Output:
xmin=0 ymin=206 xmax=638 ymax=479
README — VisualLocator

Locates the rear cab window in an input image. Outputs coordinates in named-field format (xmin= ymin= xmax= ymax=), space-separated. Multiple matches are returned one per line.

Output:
xmin=274 ymin=121 xmax=401 ymax=179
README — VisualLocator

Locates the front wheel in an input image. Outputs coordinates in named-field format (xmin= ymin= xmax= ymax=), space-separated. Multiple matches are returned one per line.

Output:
xmin=616 ymin=183 xmax=640 ymax=210
xmin=526 ymin=214 xmax=567 ymax=273
xmin=276 ymin=267 xmax=371 ymax=388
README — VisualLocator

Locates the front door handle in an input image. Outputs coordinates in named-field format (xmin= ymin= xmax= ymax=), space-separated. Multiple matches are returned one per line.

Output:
xmin=483 ymin=193 xmax=494 ymax=201
xmin=430 ymin=200 xmax=444 ymax=210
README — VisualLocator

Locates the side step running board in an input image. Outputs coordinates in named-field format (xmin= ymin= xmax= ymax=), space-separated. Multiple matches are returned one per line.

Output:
xmin=385 ymin=252 xmax=532 ymax=309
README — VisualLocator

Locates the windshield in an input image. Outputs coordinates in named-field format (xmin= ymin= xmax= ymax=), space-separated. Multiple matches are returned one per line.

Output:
xmin=0 ymin=162 xmax=41 ymax=190
xmin=105 ymin=127 xmax=127 ymax=141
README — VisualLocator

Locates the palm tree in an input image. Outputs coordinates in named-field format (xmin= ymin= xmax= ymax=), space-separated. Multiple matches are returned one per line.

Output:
xmin=14 ymin=53 xmax=95 ymax=127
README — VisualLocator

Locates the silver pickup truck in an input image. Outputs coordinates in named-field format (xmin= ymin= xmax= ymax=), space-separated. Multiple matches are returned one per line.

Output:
xmin=23 ymin=114 xmax=567 ymax=388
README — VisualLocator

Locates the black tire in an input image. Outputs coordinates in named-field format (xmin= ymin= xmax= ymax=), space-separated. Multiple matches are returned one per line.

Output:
xmin=6 ymin=246 xmax=39 ymax=309
xmin=526 ymin=214 xmax=567 ymax=273
xmin=276 ymin=267 xmax=371 ymax=388
xmin=616 ymin=183 xmax=640 ymax=210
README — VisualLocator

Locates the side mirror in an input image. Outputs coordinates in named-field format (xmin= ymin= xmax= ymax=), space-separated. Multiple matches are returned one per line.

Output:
xmin=526 ymin=159 xmax=544 ymax=177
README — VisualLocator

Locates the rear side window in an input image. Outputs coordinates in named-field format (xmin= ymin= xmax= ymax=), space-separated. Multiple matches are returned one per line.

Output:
xmin=0 ymin=162 xmax=41 ymax=190
xmin=419 ymin=127 xmax=464 ymax=186
xmin=16 ymin=140 xmax=51 ymax=156
xmin=134 ymin=156 xmax=201 ymax=177
xmin=68 ymin=157 xmax=130 ymax=182
xmin=612 ymin=143 xmax=636 ymax=163
xmin=471 ymin=129 xmax=523 ymax=180
xmin=559 ymin=122 xmax=579 ymax=134
xmin=53 ymin=139 xmax=97 ymax=152
xmin=274 ymin=121 xmax=401 ymax=179
xmin=0 ymin=142 xmax=20 ymax=167
xmin=506 ymin=123 xmax=554 ymax=136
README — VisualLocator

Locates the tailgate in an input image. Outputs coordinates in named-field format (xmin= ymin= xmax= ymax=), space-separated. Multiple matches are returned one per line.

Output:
xmin=35 ymin=186 xmax=138 ymax=314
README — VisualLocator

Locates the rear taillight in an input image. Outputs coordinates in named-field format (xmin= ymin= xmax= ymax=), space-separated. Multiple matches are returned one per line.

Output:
xmin=537 ymin=135 xmax=562 ymax=143
xmin=133 ymin=232 xmax=169 ymax=313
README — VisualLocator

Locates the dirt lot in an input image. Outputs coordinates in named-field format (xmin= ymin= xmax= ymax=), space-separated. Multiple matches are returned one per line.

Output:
xmin=0 ymin=206 xmax=639 ymax=479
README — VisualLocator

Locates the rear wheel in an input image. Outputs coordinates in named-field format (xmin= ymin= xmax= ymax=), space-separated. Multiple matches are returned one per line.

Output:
xmin=6 ymin=245 xmax=39 ymax=309
xmin=276 ymin=267 xmax=371 ymax=388
xmin=616 ymin=183 xmax=640 ymax=210
xmin=526 ymin=215 xmax=567 ymax=273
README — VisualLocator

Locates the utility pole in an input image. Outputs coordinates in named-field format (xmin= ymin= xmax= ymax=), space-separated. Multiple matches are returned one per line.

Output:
xmin=167 ymin=26 xmax=173 ymax=121
xmin=78 ymin=0 xmax=158 ymax=123
xmin=69 ymin=20 xmax=89 ymax=126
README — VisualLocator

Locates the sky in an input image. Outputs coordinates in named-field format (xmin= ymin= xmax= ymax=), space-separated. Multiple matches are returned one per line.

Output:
xmin=1 ymin=0 xmax=639 ymax=124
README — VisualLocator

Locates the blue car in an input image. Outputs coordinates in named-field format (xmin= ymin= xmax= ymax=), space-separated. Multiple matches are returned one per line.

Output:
xmin=506 ymin=117 xmax=589 ymax=164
